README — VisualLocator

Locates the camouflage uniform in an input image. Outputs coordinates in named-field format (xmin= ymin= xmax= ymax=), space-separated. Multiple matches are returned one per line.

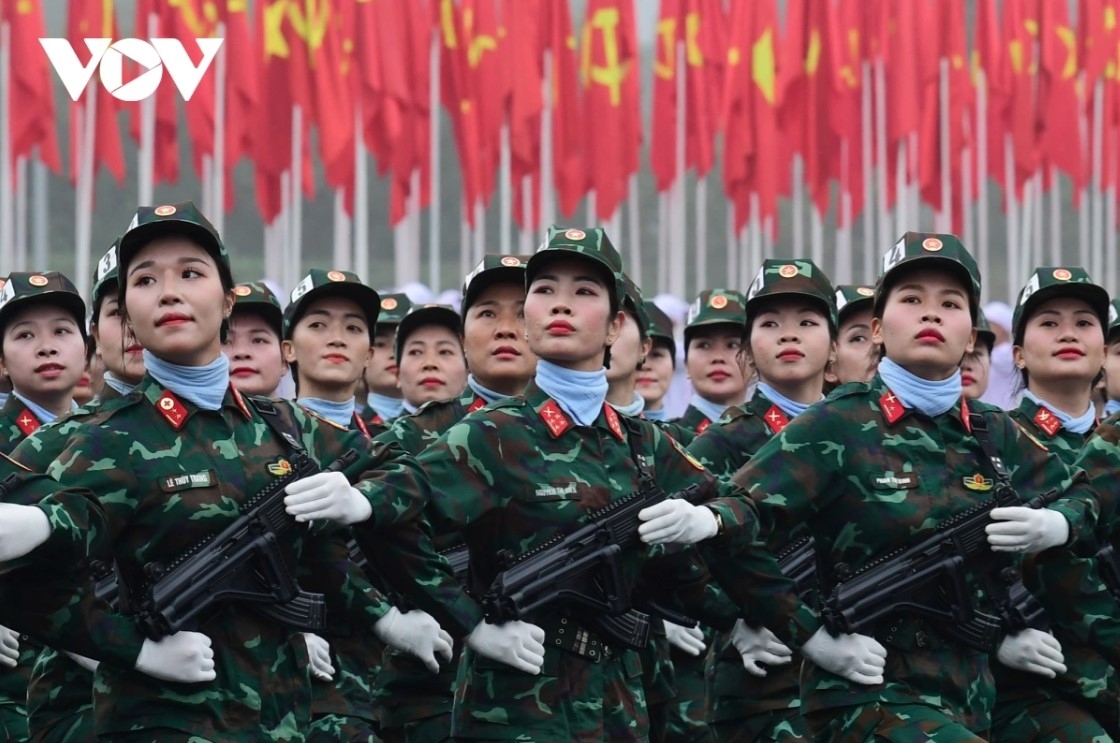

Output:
xmin=691 ymin=259 xmax=838 ymax=743
xmin=362 ymin=294 xmax=413 ymax=428
xmin=287 ymin=268 xmax=397 ymax=742
xmin=989 ymin=267 xmax=1118 ymax=741
xmin=411 ymin=228 xmax=758 ymax=742
xmin=0 ymin=271 xmax=88 ymax=743
xmin=715 ymin=235 xmax=1100 ymax=742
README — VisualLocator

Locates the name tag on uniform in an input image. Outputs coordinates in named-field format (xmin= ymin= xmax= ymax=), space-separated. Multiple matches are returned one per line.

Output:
xmin=160 ymin=469 xmax=217 ymax=493
xmin=534 ymin=483 xmax=577 ymax=498
xmin=870 ymin=472 xmax=918 ymax=489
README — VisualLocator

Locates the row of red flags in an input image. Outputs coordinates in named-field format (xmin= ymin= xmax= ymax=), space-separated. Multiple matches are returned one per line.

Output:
xmin=3 ymin=0 xmax=1120 ymax=237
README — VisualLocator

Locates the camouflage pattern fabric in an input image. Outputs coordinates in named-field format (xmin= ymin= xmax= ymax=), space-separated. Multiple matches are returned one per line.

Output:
xmin=804 ymin=702 xmax=988 ymax=742
xmin=2 ymin=375 xmax=432 ymax=740
xmin=379 ymin=714 xmax=452 ymax=743
xmin=667 ymin=405 xmax=720 ymax=447
xmin=715 ymin=374 xmax=1098 ymax=736
xmin=663 ymin=644 xmax=711 ymax=742
xmin=987 ymin=398 xmax=1119 ymax=739
xmin=414 ymin=381 xmax=757 ymax=741
xmin=688 ymin=391 xmax=808 ymax=739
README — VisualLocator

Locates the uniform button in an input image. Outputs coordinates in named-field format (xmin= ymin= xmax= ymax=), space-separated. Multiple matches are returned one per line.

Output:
xmin=554 ymin=639 xmax=561 ymax=646
xmin=589 ymin=650 xmax=597 ymax=657
xmin=560 ymin=618 xmax=567 ymax=624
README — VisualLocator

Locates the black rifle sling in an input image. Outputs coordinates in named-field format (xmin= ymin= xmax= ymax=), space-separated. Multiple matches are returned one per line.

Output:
xmin=247 ymin=396 xmax=309 ymax=459
xmin=968 ymin=411 xmax=1014 ymax=489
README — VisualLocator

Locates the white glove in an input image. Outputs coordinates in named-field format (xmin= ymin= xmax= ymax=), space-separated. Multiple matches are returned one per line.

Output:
xmin=730 ymin=619 xmax=793 ymax=677
xmin=302 ymin=632 xmax=335 ymax=681
xmin=466 ymin=619 xmax=546 ymax=675
xmin=0 ymin=626 xmax=19 ymax=668
xmin=374 ymin=607 xmax=454 ymax=674
xmin=63 ymin=651 xmax=99 ymax=673
xmin=284 ymin=471 xmax=372 ymax=525
xmin=134 ymin=631 xmax=216 ymax=683
xmin=997 ymin=628 xmax=1067 ymax=678
xmin=0 ymin=503 xmax=51 ymax=561
xmin=801 ymin=627 xmax=887 ymax=685
xmin=638 ymin=501 xmax=718 ymax=544
xmin=663 ymin=621 xmax=706 ymax=656
xmin=987 ymin=507 xmax=1070 ymax=553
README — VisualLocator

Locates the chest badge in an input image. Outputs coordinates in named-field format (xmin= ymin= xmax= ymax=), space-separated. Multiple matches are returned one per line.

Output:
xmin=962 ymin=473 xmax=993 ymax=492
xmin=268 ymin=458 xmax=293 ymax=477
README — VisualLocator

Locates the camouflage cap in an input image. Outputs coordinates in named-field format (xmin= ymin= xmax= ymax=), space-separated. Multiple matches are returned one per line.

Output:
xmin=745 ymin=258 xmax=838 ymax=329
xmin=0 ymin=271 xmax=88 ymax=341
xmin=461 ymin=254 xmax=530 ymax=316
xmin=1109 ymin=299 xmax=1120 ymax=340
xmin=1011 ymin=266 xmax=1110 ymax=345
xmin=974 ymin=307 xmax=996 ymax=351
xmin=643 ymin=300 xmax=676 ymax=361
xmin=834 ymin=284 xmax=876 ymax=323
xmin=621 ymin=273 xmax=651 ymax=337
xmin=283 ymin=269 xmax=381 ymax=342
xmin=527 ymin=226 xmax=625 ymax=306
xmin=685 ymin=289 xmax=747 ymax=345
xmin=90 ymin=241 xmax=121 ymax=315
xmin=376 ymin=293 xmax=412 ymax=327
xmin=394 ymin=303 xmax=462 ymax=361
xmin=874 ymin=232 xmax=981 ymax=319
xmin=231 ymin=281 xmax=284 ymax=339
xmin=117 ymin=201 xmax=231 ymax=286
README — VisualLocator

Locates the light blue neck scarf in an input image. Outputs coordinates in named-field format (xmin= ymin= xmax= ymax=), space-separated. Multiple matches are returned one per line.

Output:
xmin=102 ymin=371 xmax=136 ymax=397
xmin=878 ymin=357 xmax=961 ymax=418
xmin=143 ymin=350 xmax=229 ymax=411
xmin=1105 ymin=399 xmax=1120 ymax=418
xmin=611 ymin=391 xmax=645 ymax=418
xmin=690 ymin=394 xmax=731 ymax=424
xmin=401 ymin=398 xmax=419 ymax=415
xmin=757 ymin=381 xmax=820 ymax=419
xmin=535 ymin=359 xmax=608 ymax=426
xmin=366 ymin=391 xmax=405 ymax=421
xmin=644 ymin=407 xmax=668 ymax=421
xmin=0 ymin=392 xmax=8 ymax=409
xmin=1023 ymin=390 xmax=1097 ymax=435
xmin=467 ymin=374 xmax=507 ymax=404
xmin=12 ymin=391 xmax=77 ymax=424
xmin=299 ymin=396 xmax=355 ymax=428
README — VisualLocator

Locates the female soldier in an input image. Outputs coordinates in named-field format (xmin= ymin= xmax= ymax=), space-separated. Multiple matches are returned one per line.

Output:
xmin=0 ymin=271 xmax=87 ymax=740
xmin=363 ymin=292 xmax=411 ymax=425
xmin=395 ymin=304 xmax=468 ymax=412
xmin=988 ymin=267 xmax=1119 ymax=741
xmin=606 ymin=275 xmax=653 ymax=418
xmin=223 ymin=281 xmax=286 ymax=397
xmin=637 ymin=301 xmax=677 ymax=421
xmin=372 ymin=253 xmax=536 ymax=743
xmin=410 ymin=227 xmax=757 ymax=742
xmin=689 ymin=258 xmax=837 ymax=743
xmin=672 ymin=290 xmax=749 ymax=444
xmin=717 ymin=234 xmax=1097 ymax=742
xmin=961 ymin=310 xmax=995 ymax=402
xmin=826 ymin=285 xmax=878 ymax=389
xmin=0 ymin=202 xmax=449 ymax=742
xmin=1106 ymin=300 xmax=1120 ymax=418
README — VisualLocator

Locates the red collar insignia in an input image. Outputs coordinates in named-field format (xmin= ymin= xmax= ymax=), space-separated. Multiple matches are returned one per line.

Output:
xmin=539 ymin=399 xmax=572 ymax=438
xmin=155 ymin=390 xmax=189 ymax=430
xmin=15 ymin=408 xmax=39 ymax=436
xmin=961 ymin=397 xmax=972 ymax=433
xmin=1033 ymin=406 xmax=1062 ymax=437
xmin=353 ymin=412 xmax=371 ymax=439
xmin=879 ymin=389 xmax=905 ymax=424
xmin=604 ymin=404 xmax=624 ymax=441
xmin=762 ymin=405 xmax=789 ymax=434
xmin=696 ymin=418 xmax=711 ymax=435
xmin=467 ymin=396 xmax=486 ymax=413
xmin=230 ymin=386 xmax=251 ymax=420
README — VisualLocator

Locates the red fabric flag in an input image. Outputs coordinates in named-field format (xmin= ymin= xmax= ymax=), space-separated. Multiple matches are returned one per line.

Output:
xmin=683 ymin=0 xmax=722 ymax=178
xmin=1039 ymin=0 xmax=1084 ymax=186
xmin=218 ymin=0 xmax=259 ymax=212
xmin=974 ymin=0 xmax=1007 ymax=194
xmin=780 ymin=0 xmax=835 ymax=215
xmin=507 ymin=0 xmax=542 ymax=230
xmin=387 ymin=0 xmax=434 ymax=225
xmin=467 ymin=0 xmax=505 ymax=208
xmin=581 ymin=0 xmax=640 ymax=220
xmin=162 ymin=0 xmax=218 ymax=180
xmin=721 ymin=0 xmax=780 ymax=230
xmin=128 ymin=0 xmax=179 ymax=185
xmin=546 ymin=0 xmax=585 ymax=217
xmin=1004 ymin=0 xmax=1041 ymax=193
xmin=441 ymin=0 xmax=485 ymax=223
xmin=650 ymin=0 xmax=681 ymax=193
xmin=67 ymin=0 xmax=125 ymax=185
xmin=3 ymin=0 xmax=60 ymax=173
xmin=1080 ymin=0 xmax=1118 ymax=92
xmin=829 ymin=0 xmax=865 ymax=225
xmin=312 ymin=0 xmax=356 ymax=205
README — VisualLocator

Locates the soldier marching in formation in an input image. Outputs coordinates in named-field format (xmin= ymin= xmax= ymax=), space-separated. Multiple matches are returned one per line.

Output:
xmin=0 ymin=201 xmax=1118 ymax=743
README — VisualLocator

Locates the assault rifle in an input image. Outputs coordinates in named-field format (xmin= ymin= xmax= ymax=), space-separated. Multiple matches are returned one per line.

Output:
xmin=821 ymin=486 xmax=1060 ymax=646
xmin=136 ymin=449 xmax=361 ymax=640
xmin=349 ymin=540 xmax=470 ymax=592
xmin=777 ymin=536 xmax=817 ymax=600
xmin=482 ymin=477 xmax=708 ymax=648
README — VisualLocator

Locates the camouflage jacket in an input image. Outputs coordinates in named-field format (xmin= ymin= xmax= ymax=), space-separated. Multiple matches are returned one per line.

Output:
xmin=368 ymin=387 xmax=486 ymax=728
xmin=4 ymin=375 xmax=428 ymax=740
xmin=687 ymin=389 xmax=807 ymax=719
xmin=666 ymin=403 xmax=718 ymax=446
xmin=0 ymin=393 xmax=49 ymax=456
xmin=722 ymin=374 xmax=1097 ymax=722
